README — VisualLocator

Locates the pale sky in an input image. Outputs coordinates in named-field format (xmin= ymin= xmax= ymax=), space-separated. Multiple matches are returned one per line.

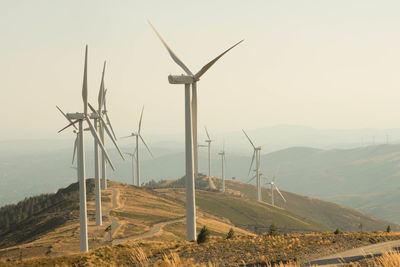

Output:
xmin=1 ymin=0 xmax=400 ymax=140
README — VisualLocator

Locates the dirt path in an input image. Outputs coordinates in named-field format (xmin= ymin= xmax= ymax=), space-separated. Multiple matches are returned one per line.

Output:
xmin=103 ymin=187 xmax=121 ymax=240
xmin=304 ymin=239 xmax=400 ymax=266
xmin=112 ymin=217 xmax=185 ymax=245
xmin=105 ymin=185 xmax=185 ymax=244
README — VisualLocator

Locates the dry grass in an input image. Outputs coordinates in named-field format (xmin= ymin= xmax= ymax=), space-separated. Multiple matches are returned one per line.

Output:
xmin=374 ymin=250 xmax=400 ymax=266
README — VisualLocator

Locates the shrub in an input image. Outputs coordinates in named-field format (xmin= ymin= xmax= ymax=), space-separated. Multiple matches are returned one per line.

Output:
xmin=197 ymin=226 xmax=210 ymax=244
xmin=268 ymin=224 xmax=278 ymax=236
xmin=387 ymin=225 xmax=391 ymax=233
xmin=334 ymin=228 xmax=341 ymax=235
xmin=226 ymin=228 xmax=235 ymax=239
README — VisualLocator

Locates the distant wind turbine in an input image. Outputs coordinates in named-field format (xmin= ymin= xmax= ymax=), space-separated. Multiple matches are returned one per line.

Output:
xmin=218 ymin=143 xmax=226 ymax=192
xmin=265 ymin=167 xmax=286 ymax=206
xmin=121 ymin=106 xmax=153 ymax=187
xmin=242 ymin=129 xmax=266 ymax=201
xmin=204 ymin=127 xmax=216 ymax=189
xmin=125 ymin=152 xmax=136 ymax=185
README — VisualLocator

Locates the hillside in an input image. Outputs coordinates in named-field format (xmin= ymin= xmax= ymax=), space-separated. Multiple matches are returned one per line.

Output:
xmin=221 ymin=179 xmax=399 ymax=232
xmin=0 ymin=176 xmax=398 ymax=262
xmin=0 ymin=178 xmax=338 ymax=261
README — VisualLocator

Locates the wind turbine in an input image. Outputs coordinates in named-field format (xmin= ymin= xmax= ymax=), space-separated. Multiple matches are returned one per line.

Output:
xmin=99 ymin=84 xmax=118 ymax=190
xmin=265 ymin=167 xmax=286 ymax=206
xmin=203 ymin=127 xmax=216 ymax=189
xmin=91 ymin=62 xmax=125 ymax=226
xmin=57 ymin=46 xmax=117 ymax=252
xmin=218 ymin=143 xmax=226 ymax=192
xmin=148 ymin=21 xmax=243 ymax=182
xmin=125 ymin=152 xmax=136 ymax=186
xmin=242 ymin=129 xmax=265 ymax=202
xmin=121 ymin=106 xmax=153 ymax=187
xmin=149 ymin=21 xmax=243 ymax=242
xmin=266 ymin=177 xmax=286 ymax=206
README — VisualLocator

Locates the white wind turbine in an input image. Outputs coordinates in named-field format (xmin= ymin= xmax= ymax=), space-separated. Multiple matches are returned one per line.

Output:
xmin=204 ymin=127 xmax=216 ymax=189
xmin=99 ymin=85 xmax=119 ymax=190
xmin=242 ymin=129 xmax=265 ymax=202
xmin=265 ymin=167 xmax=286 ymax=206
xmin=149 ymin=21 xmax=242 ymax=242
xmin=90 ymin=62 xmax=125 ymax=226
xmin=124 ymin=152 xmax=136 ymax=186
xmin=148 ymin=21 xmax=243 ymax=181
xmin=121 ymin=106 xmax=153 ymax=187
xmin=218 ymin=143 xmax=226 ymax=192
xmin=57 ymin=46 xmax=116 ymax=252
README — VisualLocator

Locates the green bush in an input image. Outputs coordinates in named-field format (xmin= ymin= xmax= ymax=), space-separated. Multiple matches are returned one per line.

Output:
xmin=334 ymin=228 xmax=341 ymax=235
xmin=268 ymin=224 xmax=278 ymax=236
xmin=197 ymin=226 xmax=210 ymax=244
xmin=387 ymin=225 xmax=391 ymax=233
xmin=226 ymin=228 xmax=235 ymax=239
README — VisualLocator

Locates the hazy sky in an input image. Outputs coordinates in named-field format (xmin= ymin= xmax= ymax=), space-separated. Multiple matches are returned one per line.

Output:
xmin=2 ymin=0 xmax=400 ymax=140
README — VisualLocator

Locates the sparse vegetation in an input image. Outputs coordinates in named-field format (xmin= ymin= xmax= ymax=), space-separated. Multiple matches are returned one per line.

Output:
xmin=197 ymin=226 xmax=210 ymax=244
xmin=334 ymin=228 xmax=341 ymax=235
xmin=269 ymin=224 xmax=278 ymax=235
xmin=226 ymin=228 xmax=235 ymax=239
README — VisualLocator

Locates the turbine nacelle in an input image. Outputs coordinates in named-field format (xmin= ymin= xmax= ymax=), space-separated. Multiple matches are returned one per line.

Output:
xmin=168 ymin=75 xmax=196 ymax=84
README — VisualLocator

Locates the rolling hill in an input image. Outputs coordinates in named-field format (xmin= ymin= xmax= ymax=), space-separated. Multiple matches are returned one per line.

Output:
xmin=2 ymin=175 xmax=396 ymax=261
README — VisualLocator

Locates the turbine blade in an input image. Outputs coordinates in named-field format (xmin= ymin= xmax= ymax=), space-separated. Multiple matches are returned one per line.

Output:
xmin=72 ymin=134 xmax=78 ymax=164
xmin=103 ymin=89 xmax=108 ymax=110
xmin=139 ymin=135 xmax=154 ymax=158
xmin=85 ymin=117 xmax=115 ymax=171
xmin=138 ymin=106 xmax=144 ymax=134
xmin=88 ymin=103 xmax=125 ymax=160
xmin=120 ymin=135 xmax=134 ymax=139
xmin=148 ymin=20 xmax=193 ymax=76
xmin=82 ymin=45 xmax=88 ymax=115
xmin=56 ymin=106 xmax=78 ymax=130
xmin=242 ymin=129 xmax=256 ymax=149
xmin=58 ymin=119 xmax=80 ymax=133
xmin=248 ymin=150 xmax=255 ymax=176
xmin=105 ymin=113 xmax=117 ymax=140
xmin=194 ymin=39 xmax=244 ymax=80
xmin=275 ymin=186 xmax=286 ymax=202
xmin=205 ymin=126 xmax=211 ymax=140
xmin=98 ymin=61 xmax=106 ymax=110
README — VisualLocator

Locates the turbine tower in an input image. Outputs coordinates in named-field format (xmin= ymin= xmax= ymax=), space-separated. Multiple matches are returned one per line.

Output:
xmin=57 ymin=46 xmax=116 ymax=252
xmin=218 ymin=143 xmax=226 ymax=192
xmin=148 ymin=21 xmax=243 ymax=181
xmin=121 ymin=106 xmax=153 ymax=187
xmin=242 ymin=129 xmax=265 ymax=201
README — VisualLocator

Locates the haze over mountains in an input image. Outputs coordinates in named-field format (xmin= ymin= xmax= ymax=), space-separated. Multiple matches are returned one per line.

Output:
xmin=1 ymin=125 xmax=400 ymax=224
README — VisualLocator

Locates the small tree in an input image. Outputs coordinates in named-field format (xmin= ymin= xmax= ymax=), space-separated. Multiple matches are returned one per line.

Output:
xmin=387 ymin=225 xmax=391 ymax=233
xmin=197 ymin=226 xmax=210 ymax=244
xmin=268 ymin=224 xmax=278 ymax=236
xmin=226 ymin=228 xmax=235 ymax=239
xmin=334 ymin=228 xmax=341 ymax=235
